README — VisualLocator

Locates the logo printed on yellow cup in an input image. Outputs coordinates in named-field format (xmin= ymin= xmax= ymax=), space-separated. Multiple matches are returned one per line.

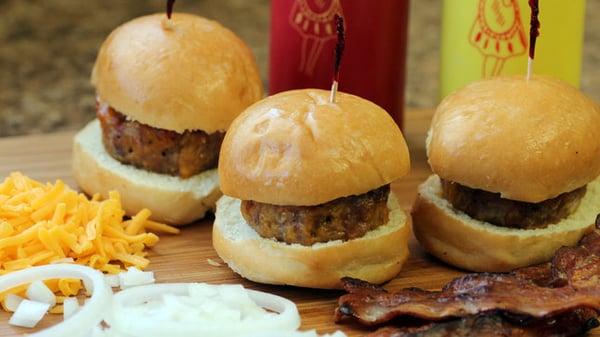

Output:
xmin=440 ymin=0 xmax=585 ymax=99
xmin=469 ymin=0 xmax=527 ymax=77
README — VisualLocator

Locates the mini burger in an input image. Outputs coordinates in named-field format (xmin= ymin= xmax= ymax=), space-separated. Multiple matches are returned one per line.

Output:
xmin=413 ymin=75 xmax=600 ymax=272
xmin=212 ymin=89 xmax=411 ymax=289
xmin=72 ymin=13 xmax=262 ymax=224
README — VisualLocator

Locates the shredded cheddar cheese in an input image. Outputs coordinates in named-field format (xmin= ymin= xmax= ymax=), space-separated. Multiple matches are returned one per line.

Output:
xmin=0 ymin=172 xmax=179 ymax=306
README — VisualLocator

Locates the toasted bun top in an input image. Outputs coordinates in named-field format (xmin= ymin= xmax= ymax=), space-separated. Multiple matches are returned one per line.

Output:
xmin=428 ymin=75 xmax=600 ymax=203
xmin=91 ymin=13 xmax=263 ymax=133
xmin=219 ymin=89 xmax=410 ymax=206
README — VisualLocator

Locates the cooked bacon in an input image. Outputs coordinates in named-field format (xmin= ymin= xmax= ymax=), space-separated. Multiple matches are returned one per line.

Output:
xmin=336 ymin=274 xmax=600 ymax=325
xmin=335 ymin=216 xmax=600 ymax=331
xmin=365 ymin=310 xmax=599 ymax=337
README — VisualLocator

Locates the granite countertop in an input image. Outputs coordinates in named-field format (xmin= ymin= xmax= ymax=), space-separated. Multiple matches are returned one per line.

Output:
xmin=0 ymin=0 xmax=599 ymax=137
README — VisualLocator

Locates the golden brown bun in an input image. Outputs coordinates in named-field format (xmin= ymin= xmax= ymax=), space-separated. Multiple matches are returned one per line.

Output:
xmin=219 ymin=89 xmax=410 ymax=206
xmin=412 ymin=175 xmax=600 ymax=272
xmin=428 ymin=75 xmax=600 ymax=203
xmin=212 ymin=192 xmax=411 ymax=289
xmin=91 ymin=13 xmax=263 ymax=133
xmin=72 ymin=120 xmax=221 ymax=225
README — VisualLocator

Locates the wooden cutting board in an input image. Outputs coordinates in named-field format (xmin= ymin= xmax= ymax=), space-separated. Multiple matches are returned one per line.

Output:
xmin=0 ymin=109 xmax=597 ymax=336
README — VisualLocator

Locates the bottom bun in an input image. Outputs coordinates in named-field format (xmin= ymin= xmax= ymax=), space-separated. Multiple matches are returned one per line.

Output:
xmin=212 ymin=192 xmax=411 ymax=289
xmin=72 ymin=119 xmax=221 ymax=225
xmin=412 ymin=175 xmax=600 ymax=272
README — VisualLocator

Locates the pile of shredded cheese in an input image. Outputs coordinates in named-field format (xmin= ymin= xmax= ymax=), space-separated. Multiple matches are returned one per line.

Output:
xmin=0 ymin=172 xmax=179 ymax=311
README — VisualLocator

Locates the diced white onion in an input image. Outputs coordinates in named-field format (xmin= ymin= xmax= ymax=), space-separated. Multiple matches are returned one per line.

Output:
xmin=328 ymin=332 xmax=348 ymax=337
xmin=118 ymin=267 xmax=155 ymax=289
xmin=106 ymin=283 xmax=301 ymax=337
xmin=0 ymin=264 xmax=112 ymax=337
xmin=63 ymin=297 xmax=79 ymax=320
xmin=8 ymin=299 xmax=50 ymax=328
xmin=0 ymin=267 xmax=321 ymax=337
xmin=88 ymin=325 xmax=109 ymax=337
xmin=105 ymin=275 xmax=120 ymax=288
xmin=26 ymin=280 xmax=56 ymax=306
xmin=4 ymin=294 xmax=24 ymax=312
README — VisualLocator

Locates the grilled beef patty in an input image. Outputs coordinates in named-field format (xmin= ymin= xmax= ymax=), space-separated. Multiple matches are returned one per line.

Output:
xmin=97 ymin=101 xmax=224 ymax=178
xmin=441 ymin=179 xmax=586 ymax=229
xmin=240 ymin=185 xmax=390 ymax=246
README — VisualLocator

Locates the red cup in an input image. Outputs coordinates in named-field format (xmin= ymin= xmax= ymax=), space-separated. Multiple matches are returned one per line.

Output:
xmin=269 ymin=0 xmax=410 ymax=128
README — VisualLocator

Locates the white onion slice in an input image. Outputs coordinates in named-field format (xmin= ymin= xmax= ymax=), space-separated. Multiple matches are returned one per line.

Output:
xmin=63 ymin=297 xmax=79 ymax=320
xmin=27 ymin=280 xmax=56 ymax=306
xmin=118 ymin=268 xmax=155 ymax=289
xmin=105 ymin=275 xmax=120 ymax=288
xmin=9 ymin=299 xmax=50 ymax=328
xmin=0 ymin=264 xmax=112 ymax=337
xmin=106 ymin=283 xmax=300 ymax=337
xmin=4 ymin=294 xmax=24 ymax=312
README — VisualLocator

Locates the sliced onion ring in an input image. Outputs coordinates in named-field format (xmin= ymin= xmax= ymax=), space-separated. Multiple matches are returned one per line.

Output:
xmin=0 ymin=264 xmax=112 ymax=337
xmin=106 ymin=283 xmax=301 ymax=337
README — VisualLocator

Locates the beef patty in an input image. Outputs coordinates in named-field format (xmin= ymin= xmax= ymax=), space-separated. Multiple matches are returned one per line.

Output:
xmin=97 ymin=101 xmax=224 ymax=178
xmin=441 ymin=179 xmax=587 ymax=229
xmin=241 ymin=185 xmax=391 ymax=246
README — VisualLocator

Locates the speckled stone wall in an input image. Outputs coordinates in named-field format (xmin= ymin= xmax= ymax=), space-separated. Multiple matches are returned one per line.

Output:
xmin=0 ymin=0 xmax=598 ymax=136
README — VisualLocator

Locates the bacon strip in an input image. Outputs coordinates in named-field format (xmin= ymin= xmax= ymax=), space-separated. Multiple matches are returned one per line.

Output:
xmin=365 ymin=310 xmax=599 ymax=337
xmin=335 ymin=218 xmax=600 ymax=329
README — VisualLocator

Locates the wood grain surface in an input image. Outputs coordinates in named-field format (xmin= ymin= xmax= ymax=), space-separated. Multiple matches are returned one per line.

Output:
xmin=0 ymin=109 xmax=597 ymax=336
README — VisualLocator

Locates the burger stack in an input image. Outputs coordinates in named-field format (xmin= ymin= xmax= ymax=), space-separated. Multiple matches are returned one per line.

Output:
xmin=213 ymin=89 xmax=411 ymax=289
xmin=72 ymin=13 xmax=262 ymax=225
xmin=413 ymin=75 xmax=600 ymax=271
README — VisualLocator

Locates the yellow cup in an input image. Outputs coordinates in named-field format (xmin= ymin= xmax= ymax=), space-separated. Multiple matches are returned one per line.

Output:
xmin=440 ymin=0 xmax=585 ymax=99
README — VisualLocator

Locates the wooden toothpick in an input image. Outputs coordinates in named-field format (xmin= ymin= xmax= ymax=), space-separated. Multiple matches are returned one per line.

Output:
xmin=526 ymin=0 xmax=540 ymax=80
xmin=329 ymin=14 xmax=345 ymax=103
